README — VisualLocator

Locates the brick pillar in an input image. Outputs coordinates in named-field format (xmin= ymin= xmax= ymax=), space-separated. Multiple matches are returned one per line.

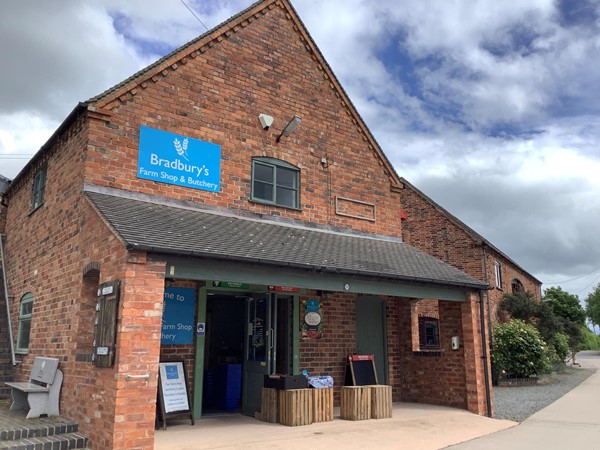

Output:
xmin=460 ymin=291 xmax=493 ymax=416
xmin=111 ymin=253 xmax=166 ymax=450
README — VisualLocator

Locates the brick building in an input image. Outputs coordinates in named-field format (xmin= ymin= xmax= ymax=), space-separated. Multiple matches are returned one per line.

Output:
xmin=400 ymin=177 xmax=542 ymax=330
xmin=0 ymin=1 xmax=493 ymax=448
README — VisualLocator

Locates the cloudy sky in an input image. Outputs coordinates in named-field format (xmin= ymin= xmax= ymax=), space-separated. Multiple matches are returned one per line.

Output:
xmin=1 ymin=0 xmax=600 ymax=303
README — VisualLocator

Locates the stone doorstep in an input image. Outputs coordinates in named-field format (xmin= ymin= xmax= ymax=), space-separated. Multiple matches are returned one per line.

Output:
xmin=0 ymin=422 xmax=79 ymax=441
xmin=0 ymin=405 xmax=88 ymax=450
xmin=0 ymin=432 xmax=88 ymax=449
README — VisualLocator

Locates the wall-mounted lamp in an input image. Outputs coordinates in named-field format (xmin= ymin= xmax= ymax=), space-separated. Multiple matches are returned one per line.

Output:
xmin=276 ymin=115 xmax=302 ymax=142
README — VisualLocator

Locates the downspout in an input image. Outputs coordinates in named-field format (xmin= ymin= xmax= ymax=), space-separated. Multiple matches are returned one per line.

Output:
xmin=479 ymin=289 xmax=492 ymax=417
xmin=482 ymin=243 xmax=493 ymax=342
xmin=0 ymin=234 xmax=17 ymax=365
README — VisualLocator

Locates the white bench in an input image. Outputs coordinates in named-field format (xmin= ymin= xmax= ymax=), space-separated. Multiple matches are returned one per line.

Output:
xmin=5 ymin=356 xmax=63 ymax=418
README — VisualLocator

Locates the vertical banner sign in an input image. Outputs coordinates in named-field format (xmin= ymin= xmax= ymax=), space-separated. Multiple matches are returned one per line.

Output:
xmin=137 ymin=125 xmax=221 ymax=192
xmin=161 ymin=287 xmax=195 ymax=344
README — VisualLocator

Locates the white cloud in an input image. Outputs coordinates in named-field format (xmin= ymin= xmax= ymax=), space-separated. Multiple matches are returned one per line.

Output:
xmin=1 ymin=0 xmax=600 ymax=299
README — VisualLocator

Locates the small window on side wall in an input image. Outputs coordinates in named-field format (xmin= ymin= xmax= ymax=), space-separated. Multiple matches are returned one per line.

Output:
xmin=494 ymin=261 xmax=503 ymax=289
xmin=16 ymin=293 xmax=34 ymax=354
xmin=418 ymin=316 xmax=440 ymax=349
xmin=31 ymin=165 xmax=47 ymax=211
xmin=511 ymin=279 xmax=524 ymax=294
xmin=251 ymin=157 xmax=299 ymax=209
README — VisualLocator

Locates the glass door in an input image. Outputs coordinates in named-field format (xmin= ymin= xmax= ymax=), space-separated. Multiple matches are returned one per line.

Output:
xmin=242 ymin=295 xmax=272 ymax=415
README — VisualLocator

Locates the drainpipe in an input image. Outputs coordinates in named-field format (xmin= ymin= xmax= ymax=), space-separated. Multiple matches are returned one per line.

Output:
xmin=0 ymin=234 xmax=17 ymax=365
xmin=479 ymin=289 xmax=492 ymax=417
xmin=482 ymin=243 xmax=493 ymax=342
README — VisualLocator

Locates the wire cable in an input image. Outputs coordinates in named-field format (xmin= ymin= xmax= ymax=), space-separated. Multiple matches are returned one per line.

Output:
xmin=544 ymin=264 xmax=600 ymax=285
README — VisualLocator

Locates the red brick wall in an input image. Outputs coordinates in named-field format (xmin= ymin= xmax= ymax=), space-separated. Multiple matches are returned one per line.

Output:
xmin=4 ymin=113 xmax=88 ymax=369
xmin=486 ymin=249 xmax=542 ymax=322
xmin=401 ymin=182 xmax=542 ymax=321
xmin=299 ymin=291 xmax=355 ymax=404
xmin=84 ymin=2 xmax=403 ymax=238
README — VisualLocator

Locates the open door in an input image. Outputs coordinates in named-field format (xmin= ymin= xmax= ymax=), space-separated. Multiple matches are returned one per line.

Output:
xmin=242 ymin=295 xmax=272 ymax=415
xmin=241 ymin=293 xmax=294 ymax=416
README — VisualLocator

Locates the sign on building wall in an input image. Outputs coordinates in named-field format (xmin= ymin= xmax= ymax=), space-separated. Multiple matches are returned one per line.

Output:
xmin=137 ymin=125 xmax=221 ymax=192
xmin=161 ymin=287 xmax=196 ymax=344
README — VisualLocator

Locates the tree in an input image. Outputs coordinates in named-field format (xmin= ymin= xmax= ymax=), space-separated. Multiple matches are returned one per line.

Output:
xmin=543 ymin=286 xmax=587 ymax=359
xmin=544 ymin=286 xmax=586 ymax=325
xmin=586 ymin=284 xmax=600 ymax=333
xmin=498 ymin=291 xmax=538 ymax=323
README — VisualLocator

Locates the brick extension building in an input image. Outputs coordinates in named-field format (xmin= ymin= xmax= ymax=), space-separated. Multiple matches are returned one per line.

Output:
xmin=400 ymin=177 xmax=542 ymax=328
xmin=0 ymin=1 xmax=495 ymax=448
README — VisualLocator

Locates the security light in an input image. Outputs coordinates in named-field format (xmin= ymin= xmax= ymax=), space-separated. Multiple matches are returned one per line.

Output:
xmin=276 ymin=115 xmax=302 ymax=142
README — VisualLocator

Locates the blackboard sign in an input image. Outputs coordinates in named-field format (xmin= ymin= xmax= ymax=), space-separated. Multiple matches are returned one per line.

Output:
xmin=156 ymin=360 xmax=194 ymax=430
xmin=344 ymin=355 xmax=378 ymax=386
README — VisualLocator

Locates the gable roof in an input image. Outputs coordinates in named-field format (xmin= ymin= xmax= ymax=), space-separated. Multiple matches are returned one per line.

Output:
xmin=9 ymin=0 xmax=402 ymax=195
xmin=84 ymin=185 xmax=487 ymax=291
xmin=400 ymin=177 xmax=542 ymax=285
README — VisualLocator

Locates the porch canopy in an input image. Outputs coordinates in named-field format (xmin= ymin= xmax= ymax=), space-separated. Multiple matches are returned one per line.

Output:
xmin=85 ymin=186 xmax=487 ymax=301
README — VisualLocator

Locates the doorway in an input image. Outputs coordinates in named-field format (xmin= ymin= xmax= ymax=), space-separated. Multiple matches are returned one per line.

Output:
xmin=356 ymin=296 xmax=388 ymax=384
xmin=202 ymin=292 xmax=293 ymax=416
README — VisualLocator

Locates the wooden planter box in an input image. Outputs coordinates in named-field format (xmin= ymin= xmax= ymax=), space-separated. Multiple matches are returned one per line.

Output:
xmin=340 ymin=386 xmax=371 ymax=421
xmin=279 ymin=388 xmax=313 ymax=426
xmin=260 ymin=387 xmax=280 ymax=423
xmin=312 ymin=388 xmax=334 ymax=423
xmin=369 ymin=385 xmax=392 ymax=419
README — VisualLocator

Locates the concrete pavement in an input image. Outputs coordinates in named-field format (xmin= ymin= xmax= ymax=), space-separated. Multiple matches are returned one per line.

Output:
xmin=446 ymin=350 xmax=600 ymax=450
xmin=155 ymin=397 xmax=515 ymax=449
xmin=155 ymin=351 xmax=599 ymax=449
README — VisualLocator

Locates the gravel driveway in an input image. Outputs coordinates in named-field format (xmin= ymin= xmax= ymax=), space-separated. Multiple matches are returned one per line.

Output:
xmin=493 ymin=366 xmax=595 ymax=422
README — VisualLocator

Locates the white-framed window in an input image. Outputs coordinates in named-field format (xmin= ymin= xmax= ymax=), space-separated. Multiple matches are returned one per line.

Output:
xmin=16 ymin=293 xmax=34 ymax=354
xmin=251 ymin=157 xmax=300 ymax=209
xmin=494 ymin=261 xmax=503 ymax=289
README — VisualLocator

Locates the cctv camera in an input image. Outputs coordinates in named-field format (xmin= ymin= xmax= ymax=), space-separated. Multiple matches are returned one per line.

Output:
xmin=258 ymin=114 xmax=273 ymax=130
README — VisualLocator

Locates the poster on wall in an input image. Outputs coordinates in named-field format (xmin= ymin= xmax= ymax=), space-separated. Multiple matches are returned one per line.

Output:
xmin=301 ymin=298 xmax=324 ymax=340
xmin=161 ymin=287 xmax=195 ymax=345
xmin=137 ymin=125 xmax=221 ymax=192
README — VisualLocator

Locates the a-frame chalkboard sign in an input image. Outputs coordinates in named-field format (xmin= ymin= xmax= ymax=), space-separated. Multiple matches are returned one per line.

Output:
xmin=344 ymin=354 xmax=379 ymax=386
xmin=156 ymin=360 xmax=194 ymax=430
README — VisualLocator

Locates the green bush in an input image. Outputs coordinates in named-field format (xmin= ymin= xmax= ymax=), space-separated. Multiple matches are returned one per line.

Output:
xmin=492 ymin=319 xmax=549 ymax=378
xmin=552 ymin=332 xmax=570 ymax=361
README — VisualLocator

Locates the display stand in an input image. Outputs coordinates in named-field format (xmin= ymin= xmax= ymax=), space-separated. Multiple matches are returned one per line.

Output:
xmin=156 ymin=360 xmax=194 ymax=430
xmin=344 ymin=354 xmax=378 ymax=386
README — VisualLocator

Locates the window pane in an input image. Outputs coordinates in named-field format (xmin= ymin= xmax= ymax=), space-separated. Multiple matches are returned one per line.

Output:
xmin=254 ymin=163 xmax=273 ymax=183
xmin=276 ymin=167 xmax=297 ymax=188
xmin=276 ymin=186 xmax=297 ymax=208
xmin=21 ymin=300 xmax=33 ymax=316
xmin=17 ymin=319 xmax=31 ymax=351
xmin=253 ymin=181 xmax=273 ymax=202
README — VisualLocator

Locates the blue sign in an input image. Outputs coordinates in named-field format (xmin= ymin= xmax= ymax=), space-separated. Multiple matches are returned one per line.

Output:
xmin=161 ymin=287 xmax=196 ymax=344
xmin=165 ymin=364 xmax=180 ymax=380
xmin=138 ymin=125 xmax=221 ymax=192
